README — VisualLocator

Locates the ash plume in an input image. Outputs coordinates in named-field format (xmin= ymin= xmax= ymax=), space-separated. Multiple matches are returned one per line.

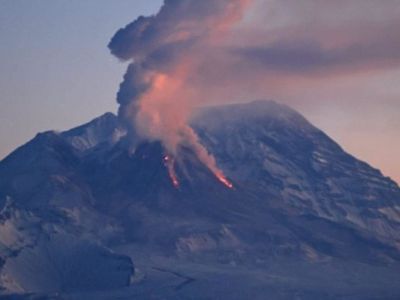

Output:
xmin=108 ymin=0 xmax=250 ymax=185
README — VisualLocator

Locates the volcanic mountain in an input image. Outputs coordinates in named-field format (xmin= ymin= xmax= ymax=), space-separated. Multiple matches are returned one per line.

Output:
xmin=1 ymin=100 xmax=400 ymax=299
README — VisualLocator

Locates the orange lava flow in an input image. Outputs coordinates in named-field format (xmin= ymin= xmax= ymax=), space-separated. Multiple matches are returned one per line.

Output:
xmin=163 ymin=155 xmax=180 ymax=188
xmin=215 ymin=172 xmax=234 ymax=189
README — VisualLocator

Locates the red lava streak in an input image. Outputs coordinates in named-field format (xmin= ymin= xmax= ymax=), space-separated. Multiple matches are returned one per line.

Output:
xmin=163 ymin=155 xmax=232 ymax=189
xmin=163 ymin=155 xmax=180 ymax=188
xmin=215 ymin=172 xmax=234 ymax=189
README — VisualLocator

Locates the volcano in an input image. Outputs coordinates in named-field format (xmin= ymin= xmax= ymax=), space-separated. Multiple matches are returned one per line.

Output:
xmin=1 ymin=100 xmax=400 ymax=299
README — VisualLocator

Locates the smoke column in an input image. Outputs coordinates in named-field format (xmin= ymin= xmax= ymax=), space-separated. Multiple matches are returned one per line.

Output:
xmin=108 ymin=0 xmax=251 ymax=186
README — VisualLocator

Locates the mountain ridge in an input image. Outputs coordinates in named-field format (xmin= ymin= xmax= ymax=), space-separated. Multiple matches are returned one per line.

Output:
xmin=1 ymin=100 xmax=400 ymax=299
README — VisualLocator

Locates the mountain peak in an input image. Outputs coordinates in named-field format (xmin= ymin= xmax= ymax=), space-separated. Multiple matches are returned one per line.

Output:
xmin=193 ymin=100 xmax=314 ymax=132
xmin=61 ymin=112 xmax=125 ymax=152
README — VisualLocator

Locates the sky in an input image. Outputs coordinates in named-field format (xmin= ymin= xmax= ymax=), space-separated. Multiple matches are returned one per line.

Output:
xmin=0 ymin=0 xmax=399 ymax=184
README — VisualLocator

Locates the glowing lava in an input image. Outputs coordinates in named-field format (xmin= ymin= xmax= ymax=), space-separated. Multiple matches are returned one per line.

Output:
xmin=163 ymin=154 xmax=232 ymax=189
xmin=163 ymin=155 xmax=180 ymax=188
xmin=215 ymin=172 xmax=234 ymax=189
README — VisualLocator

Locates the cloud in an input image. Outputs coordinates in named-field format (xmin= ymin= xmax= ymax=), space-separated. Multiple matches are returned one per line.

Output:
xmin=108 ymin=0 xmax=251 ymax=114
xmin=110 ymin=0 xmax=400 ymax=113
xmin=233 ymin=37 xmax=400 ymax=74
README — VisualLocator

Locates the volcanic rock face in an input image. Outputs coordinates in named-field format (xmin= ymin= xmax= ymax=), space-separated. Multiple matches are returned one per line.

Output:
xmin=0 ymin=100 xmax=400 ymax=299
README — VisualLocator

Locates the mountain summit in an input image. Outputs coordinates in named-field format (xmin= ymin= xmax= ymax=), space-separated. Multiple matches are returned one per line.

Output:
xmin=1 ymin=100 xmax=400 ymax=299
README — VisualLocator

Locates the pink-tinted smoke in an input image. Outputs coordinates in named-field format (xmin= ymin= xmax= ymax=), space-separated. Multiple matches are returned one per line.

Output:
xmin=109 ymin=0 xmax=251 ymax=187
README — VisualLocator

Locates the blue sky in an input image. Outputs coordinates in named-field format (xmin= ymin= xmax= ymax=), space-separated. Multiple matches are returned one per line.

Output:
xmin=0 ymin=0 xmax=161 ymax=157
